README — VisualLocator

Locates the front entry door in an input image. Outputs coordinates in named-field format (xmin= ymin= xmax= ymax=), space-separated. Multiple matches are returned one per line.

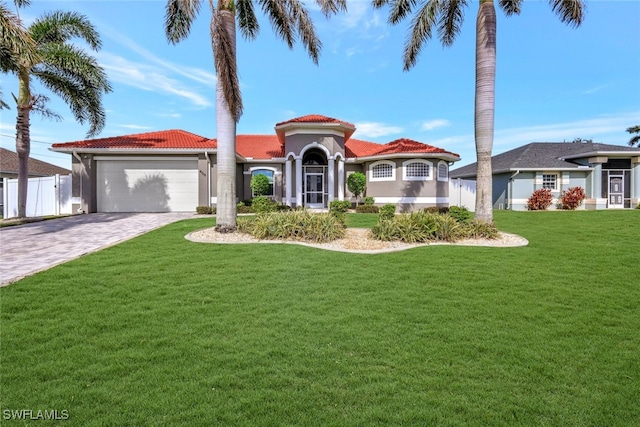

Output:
xmin=305 ymin=172 xmax=324 ymax=208
xmin=609 ymin=176 xmax=624 ymax=208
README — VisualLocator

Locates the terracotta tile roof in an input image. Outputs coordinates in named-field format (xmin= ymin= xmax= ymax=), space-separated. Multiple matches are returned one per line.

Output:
xmin=51 ymin=129 xmax=213 ymax=150
xmin=275 ymin=114 xmax=355 ymax=128
xmin=1 ymin=148 xmax=70 ymax=176
xmin=346 ymin=138 xmax=459 ymax=158
xmin=234 ymin=135 xmax=284 ymax=158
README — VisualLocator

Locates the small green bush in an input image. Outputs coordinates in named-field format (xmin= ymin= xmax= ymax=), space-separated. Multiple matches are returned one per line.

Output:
xmin=424 ymin=206 xmax=450 ymax=214
xmin=356 ymin=205 xmax=379 ymax=213
xmin=252 ymin=196 xmax=277 ymax=214
xmin=347 ymin=172 xmax=367 ymax=206
xmin=448 ymin=206 xmax=472 ymax=223
xmin=464 ymin=220 xmax=499 ymax=240
xmin=250 ymin=174 xmax=271 ymax=197
xmin=196 ymin=206 xmax=214 ymax=215
xmin=329 ymin=200 xmax=351 ymax=213
xmin=362 ymin=196 xmax=375 ymax=206
xmin=237 ymin=205 xmax=253 ymax=214
xmin=636 ymin=203 xmax=640 ymax=210
xmin=378 ymin=204 xmax=396 ymax=221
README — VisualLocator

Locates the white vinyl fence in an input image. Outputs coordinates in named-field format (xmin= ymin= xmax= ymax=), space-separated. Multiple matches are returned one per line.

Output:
xmin=449 ymin=178 xmax=476 ymax=211
xmin=2 ymin=174 xmax=72 ymax=218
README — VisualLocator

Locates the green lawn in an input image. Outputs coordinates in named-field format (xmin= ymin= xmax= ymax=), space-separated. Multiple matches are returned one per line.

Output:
xmin=1 ymin=211 xmax=638 ymax=426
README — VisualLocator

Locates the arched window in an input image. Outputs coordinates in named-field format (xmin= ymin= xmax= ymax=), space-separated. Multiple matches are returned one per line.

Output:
xmin=251 ymin=169 xmax=274 ymax=197
xmin=402 ymin=159 xmax=432 ymax=181
xmin=437 ymin=161 xmax=449 ymax=181
xmin=370 ymin=161 xmax=395 ymax=181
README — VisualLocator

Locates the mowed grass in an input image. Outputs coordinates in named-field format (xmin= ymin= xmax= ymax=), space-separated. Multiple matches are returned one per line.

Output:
xmin=1 ymin=211 xmax=638 ymax=426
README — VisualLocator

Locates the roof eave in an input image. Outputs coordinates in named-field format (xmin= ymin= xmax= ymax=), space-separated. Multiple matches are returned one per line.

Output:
xmin=353 ymin=152 xmax=460 ymax=162
xmin=562 ymin=150 xmax=640 ymax=160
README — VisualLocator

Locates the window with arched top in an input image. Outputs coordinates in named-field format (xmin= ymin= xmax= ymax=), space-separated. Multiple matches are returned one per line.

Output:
xmin=251 ymin=168 xmax=274 ymax=197
xmin=370 ymin=161 xmax=396 ymax=181
xmin=402 ymin=159 xmax=433 ymax=181
xmin=437 ymin=161 xmax=449 ymax=181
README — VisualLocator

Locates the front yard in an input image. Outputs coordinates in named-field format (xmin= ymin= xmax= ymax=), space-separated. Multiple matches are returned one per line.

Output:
xmin=1 ymin=211 xmax=638 ymax=425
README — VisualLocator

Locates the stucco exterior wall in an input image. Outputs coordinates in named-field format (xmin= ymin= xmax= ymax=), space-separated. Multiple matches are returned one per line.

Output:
xmin=284 ymin=134 xmax=345 ymax=158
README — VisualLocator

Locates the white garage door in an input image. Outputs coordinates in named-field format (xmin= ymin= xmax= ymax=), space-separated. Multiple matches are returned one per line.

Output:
xmin=97 ymin=158 xmax=198 ymax=212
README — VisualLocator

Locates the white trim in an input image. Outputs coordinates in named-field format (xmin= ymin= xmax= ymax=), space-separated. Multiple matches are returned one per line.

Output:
xmin=93 ymin=156 xmax=197 ymax=161
xmin=299 ymin=141 xmax=331 ymax=158
xmin=369 ymin=160 xmax=396 ymax=182
xmin=284 ymin=128 xmax=345 ymax=138
xmin=244 ymin=166 xmax=282 ymax=175
xmin=210 ymin=197 xmax=217 ymax=204
xmin=375 ymin=197 xmax=449 ymax=204
xmin=402 ymin=159 xmax=433 ymax=181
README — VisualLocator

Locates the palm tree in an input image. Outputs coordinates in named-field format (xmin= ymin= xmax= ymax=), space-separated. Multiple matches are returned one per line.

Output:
xmin=627 ymin=125 xmax=640 ymax=147
xmin=5 ymin=8 xmax=111 ymax=218
xmin=165 ymin=0 xmax=346 ymax=233
xmin=0 ymin=0 xmax=38 ymax=109
xmin=373 ymin=0 xmax=585 ymax=223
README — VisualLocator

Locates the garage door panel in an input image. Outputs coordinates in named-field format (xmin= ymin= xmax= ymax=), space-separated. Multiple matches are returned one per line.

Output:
xmin=97 ymin=160 xmax=198 ymax=212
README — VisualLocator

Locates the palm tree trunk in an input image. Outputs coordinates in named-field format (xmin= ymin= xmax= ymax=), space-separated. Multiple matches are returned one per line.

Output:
xmin=474 ymin=0 xmax=496 ymax=224
xmin=16 ymin=70 xmax=31 ymax=218
xmin=213 ymin=5 xmax=237 ymax=232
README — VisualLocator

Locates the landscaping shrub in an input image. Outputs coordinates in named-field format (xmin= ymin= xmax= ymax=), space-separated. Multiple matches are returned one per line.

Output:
xmin=237 ymin=205 xmax=253 ymax=214
xmin=527 ymin=188 xmax=553 ymax=210
xmin=356 ymin=205 xmax=379 ymax=213
xmin=196 ymin=206 xmax=215 ymax=215
xmin=559 ymin=186 xmax=586 ymax=210
xmin=378 ymin=203 xmax=396 ymax=221
xmin=464 ymin=219 xmax=500 ymax=240
xmin=448 ymin=206 xmax=472 ymax=223
xmin=237 ymin=210 xmax=345 ymax=243
xmin=252 ymin=196 xmax=277 ymax=214
xmin=424 ymin=206 xmax=450 ymax=214
xmin=347 ymin=172 xmax=366 ymax=206
xmin=329 ymin=200 xmax=351 ymax=213
xmin=363 ymin=196 xmax=375 ymax=206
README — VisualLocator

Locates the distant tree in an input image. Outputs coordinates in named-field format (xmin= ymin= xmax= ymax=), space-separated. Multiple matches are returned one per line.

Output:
xmin=627 ymin=125 xmax=640 ymax=147
xmin=250 ymin=173 xmax=270 ymax=197
xmin=572 ymin=138 xmax=593 ymax=143
xmin=347 ymin=172 xmax=366 ymax=206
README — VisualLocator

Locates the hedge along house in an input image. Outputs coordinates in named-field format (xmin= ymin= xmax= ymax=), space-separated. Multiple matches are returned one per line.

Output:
xmin=50 ymin=115 xmax=460 ymax=213
xmin=450 ymin=141 xmax=640 ymax=210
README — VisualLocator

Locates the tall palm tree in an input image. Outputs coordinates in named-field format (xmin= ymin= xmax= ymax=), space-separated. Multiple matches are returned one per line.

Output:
xmin=373 ymin=0 xmax=585 ymax=223
xmin=627 ymin=125 xmax=640 ymax=147
xmin=165 ymin=0 xmax=346 ymax=233
xmin=0 ymin=0 xmax=38 ymax=109
xmin=5 ymin=9 xmax=111 ymax=218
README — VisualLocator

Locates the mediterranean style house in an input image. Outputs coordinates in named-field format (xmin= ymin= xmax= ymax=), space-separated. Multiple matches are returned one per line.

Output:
xmin=450 ymin=141 xmax=640 ymax=210
xmin=51 ymin=115 xmax=460 ymax=213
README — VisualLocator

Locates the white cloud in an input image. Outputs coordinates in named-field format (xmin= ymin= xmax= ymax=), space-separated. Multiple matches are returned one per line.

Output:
xmin=354 ymin=121 xmax=403 ymax=138
xmin=98 ymin=52 xmax=212 ymax=108
xmin=118 ymin=124 xmax=153 ymax=130
xmin=157 ymin=113 xmax=182 ymax=119
xmin=421 ymin=119 xmax=451 ymax=131
xmin=582 ymin=84 xmax=611 ymax=95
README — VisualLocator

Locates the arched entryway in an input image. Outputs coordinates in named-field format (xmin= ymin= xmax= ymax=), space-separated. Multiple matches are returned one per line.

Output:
xmin=303 ymin=149 xmax=327 ymax=208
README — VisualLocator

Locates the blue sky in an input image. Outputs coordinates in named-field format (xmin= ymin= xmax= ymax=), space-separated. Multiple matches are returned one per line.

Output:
xmin=1 ymin=0 xmax=639 ymax=170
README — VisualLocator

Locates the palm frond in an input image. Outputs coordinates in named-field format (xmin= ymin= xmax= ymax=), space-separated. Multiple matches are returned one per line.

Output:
xmin=165 ymin=0 xmax=202 ymax=44
xmin=402 ymin=0 xmax=439 ymax=71
xmin=0 ymin=3 xmax=39 ymax=70
xmin=29 ymin=10 xmax=102 ymax=51
xmin=211 ymin=7 xmax=242 ymax=122
xmin=287 ymin=0 xmax=322 ymax=65
xmin=548 ymin=0 xmax=586 ymax=27
xmin=314 ymin=0 xmax=347 ymax=17
xmin=388 ymin=0 xmax=419 ymax=24
xmin=236 ymin=0 xmax=260 ymax=40
xmin=29 ymin=93 xmax=62 ymax=121
xmin=258 ymin=0 xmax=296 ymax=49
xmin=627 ymin=125 xmax=640 ymax=147
xmin=499 ymin=0 xmax=523 ymax=16
xmin=438 ymin=0 xmax=467 ymax=47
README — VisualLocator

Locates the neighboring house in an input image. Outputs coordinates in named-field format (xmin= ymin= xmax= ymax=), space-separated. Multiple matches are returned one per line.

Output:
xmin=50 ymin=114 xmax=460 ymax=213
xmin=1 ymin=147 xmax=71 ymax=209
xmin=450 ymin=141 xmax=640 ymax=210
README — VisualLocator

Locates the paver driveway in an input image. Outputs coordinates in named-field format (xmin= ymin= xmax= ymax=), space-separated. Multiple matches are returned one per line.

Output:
xmin=0 ymin=213 xmax=198 ymax=286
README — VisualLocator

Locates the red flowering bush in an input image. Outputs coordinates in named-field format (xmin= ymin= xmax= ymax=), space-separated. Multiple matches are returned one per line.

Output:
xmin=560 ymin=186 xmax=586 ymax=210
xmin=527 ymin=188 xmax=553 ymax=210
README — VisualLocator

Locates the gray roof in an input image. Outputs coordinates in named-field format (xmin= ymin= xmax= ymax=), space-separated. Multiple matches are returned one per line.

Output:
xmin=450 ymin=142 xmax=640 ymax=179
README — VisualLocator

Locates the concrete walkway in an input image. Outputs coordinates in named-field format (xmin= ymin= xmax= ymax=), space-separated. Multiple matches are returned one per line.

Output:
xmin=0 ymin=213 xmax=198 ymax=287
